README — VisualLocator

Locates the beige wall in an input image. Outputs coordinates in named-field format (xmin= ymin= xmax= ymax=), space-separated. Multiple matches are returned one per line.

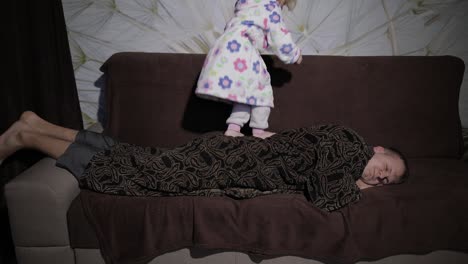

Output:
xmin=62 ymin=0 xmax=468 ymax=128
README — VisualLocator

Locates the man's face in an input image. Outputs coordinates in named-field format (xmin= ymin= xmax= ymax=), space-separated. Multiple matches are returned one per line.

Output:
xmin=360 ymin=146 xmax=406 ymax=186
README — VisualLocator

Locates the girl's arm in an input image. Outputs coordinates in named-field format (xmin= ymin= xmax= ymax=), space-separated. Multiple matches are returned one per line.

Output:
xmin=266 ymin=5 xmax=301 ymax=64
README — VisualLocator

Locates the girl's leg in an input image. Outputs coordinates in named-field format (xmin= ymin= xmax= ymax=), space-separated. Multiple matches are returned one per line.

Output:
xmin=250 ymin=106 xmax=275 ymax=139
xmin=225 ymin=103 xmax=251 ymax=137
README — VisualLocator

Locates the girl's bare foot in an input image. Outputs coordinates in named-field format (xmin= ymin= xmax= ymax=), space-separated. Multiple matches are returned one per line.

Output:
xmin=252 ymin=130 xmax=276 ymax=139
xmin=224 ymin=129 xmax=244 ymax=137
xmin=0 ymin=120 xmax=29 ymax=163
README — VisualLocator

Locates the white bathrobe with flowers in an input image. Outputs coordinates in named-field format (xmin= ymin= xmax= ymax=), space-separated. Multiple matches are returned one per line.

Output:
xmin=195 ymin=0 xmax=301 ymax=107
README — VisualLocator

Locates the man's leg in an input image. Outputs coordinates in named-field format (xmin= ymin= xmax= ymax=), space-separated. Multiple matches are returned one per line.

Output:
xmin=0 ymin=118 xmax=101 ymax=178
xmin=1 ymin=111 xmax=77 ymax=164
xmin=1 ymin=126 xmax=71 ymax=162
xmin=74 ymin=131 xmax=116 ymax=150
xmin=19 ymin=111 xmax=78 ymax=142
xmin=21 ymin=111 xmax=116 ymax=150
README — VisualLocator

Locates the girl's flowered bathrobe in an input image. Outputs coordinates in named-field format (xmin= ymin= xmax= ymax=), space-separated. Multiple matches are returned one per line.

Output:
xmin=195 ymin=0 xmax=301 ymax=108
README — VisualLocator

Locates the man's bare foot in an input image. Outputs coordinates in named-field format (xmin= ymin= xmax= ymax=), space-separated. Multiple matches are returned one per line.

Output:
xmin=224 ymin=129 xmax=244 ymax=137
xmin=19 ymin=111 xmax=46 ymax=134
xmin=253 ymin=130 xmax=276 ymax=139
xmin=0 ymin=120 xmax=28 ymax=162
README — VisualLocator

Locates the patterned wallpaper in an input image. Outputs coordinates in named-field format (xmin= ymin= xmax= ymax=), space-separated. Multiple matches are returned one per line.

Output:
xmin=62 ymin=0 xmax=468 ymax=128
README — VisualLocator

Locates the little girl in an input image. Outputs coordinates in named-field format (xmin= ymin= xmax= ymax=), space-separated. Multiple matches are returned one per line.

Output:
xmin=195 ymin=0 xmax=302 ymax=139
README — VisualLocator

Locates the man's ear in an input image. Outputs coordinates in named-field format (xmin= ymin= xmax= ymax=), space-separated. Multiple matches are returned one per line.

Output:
xmin=373 ymin=146 xmax=385 ymax=153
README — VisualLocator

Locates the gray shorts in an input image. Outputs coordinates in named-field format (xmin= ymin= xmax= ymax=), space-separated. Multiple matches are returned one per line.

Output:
xmin=56 ymin=130 xmax=116 ymax=179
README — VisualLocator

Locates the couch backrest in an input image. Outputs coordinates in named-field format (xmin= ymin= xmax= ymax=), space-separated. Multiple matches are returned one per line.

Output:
xmin=101 ymin=52 xmax=465 ymax=159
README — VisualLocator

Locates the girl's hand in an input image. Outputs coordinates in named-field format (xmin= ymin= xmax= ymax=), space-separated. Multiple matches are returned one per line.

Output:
xmin=296 ymin=54 xmax=303 ymax=64
xmin=356 ymin=179 xmax=374 ymax=190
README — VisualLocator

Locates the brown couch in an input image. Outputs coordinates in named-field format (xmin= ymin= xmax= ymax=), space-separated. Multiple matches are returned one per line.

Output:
xmin=6 ymin=53 xmax=468 ymax=264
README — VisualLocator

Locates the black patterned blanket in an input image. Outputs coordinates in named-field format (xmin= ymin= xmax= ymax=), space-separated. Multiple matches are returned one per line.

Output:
xmin=80 ymin=124 xmax=373 ymax=212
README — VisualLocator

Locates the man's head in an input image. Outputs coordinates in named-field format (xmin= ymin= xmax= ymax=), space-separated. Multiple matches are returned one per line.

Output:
xmin=358 ymin=146 xmax=409 ymax=189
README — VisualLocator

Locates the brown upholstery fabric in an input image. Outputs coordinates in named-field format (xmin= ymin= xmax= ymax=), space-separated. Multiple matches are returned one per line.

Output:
xmin=346 ymin=159 xmax=468 ymax=260
xmin=68 ymin=53 xmax=468 ymax=263
xmin=72 ymin=159 xmax=468 ymax=264
xmin=101 ymin=53 xmax=464 ymax=158
xmin=463 ymin=128 xmax=468 ymax=161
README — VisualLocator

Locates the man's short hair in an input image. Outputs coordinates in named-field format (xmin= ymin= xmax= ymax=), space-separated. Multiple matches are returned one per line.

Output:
xmin=387 ymin=147 xmax=410 ymax=183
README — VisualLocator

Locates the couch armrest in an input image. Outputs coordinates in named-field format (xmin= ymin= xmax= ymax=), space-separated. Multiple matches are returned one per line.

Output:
xmin=5 ymin=158 xmax=80 ymax=247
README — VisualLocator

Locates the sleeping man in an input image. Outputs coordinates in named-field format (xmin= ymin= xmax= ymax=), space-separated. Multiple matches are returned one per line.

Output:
xmin=0 ymin=111 xmax=408 ymax=212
